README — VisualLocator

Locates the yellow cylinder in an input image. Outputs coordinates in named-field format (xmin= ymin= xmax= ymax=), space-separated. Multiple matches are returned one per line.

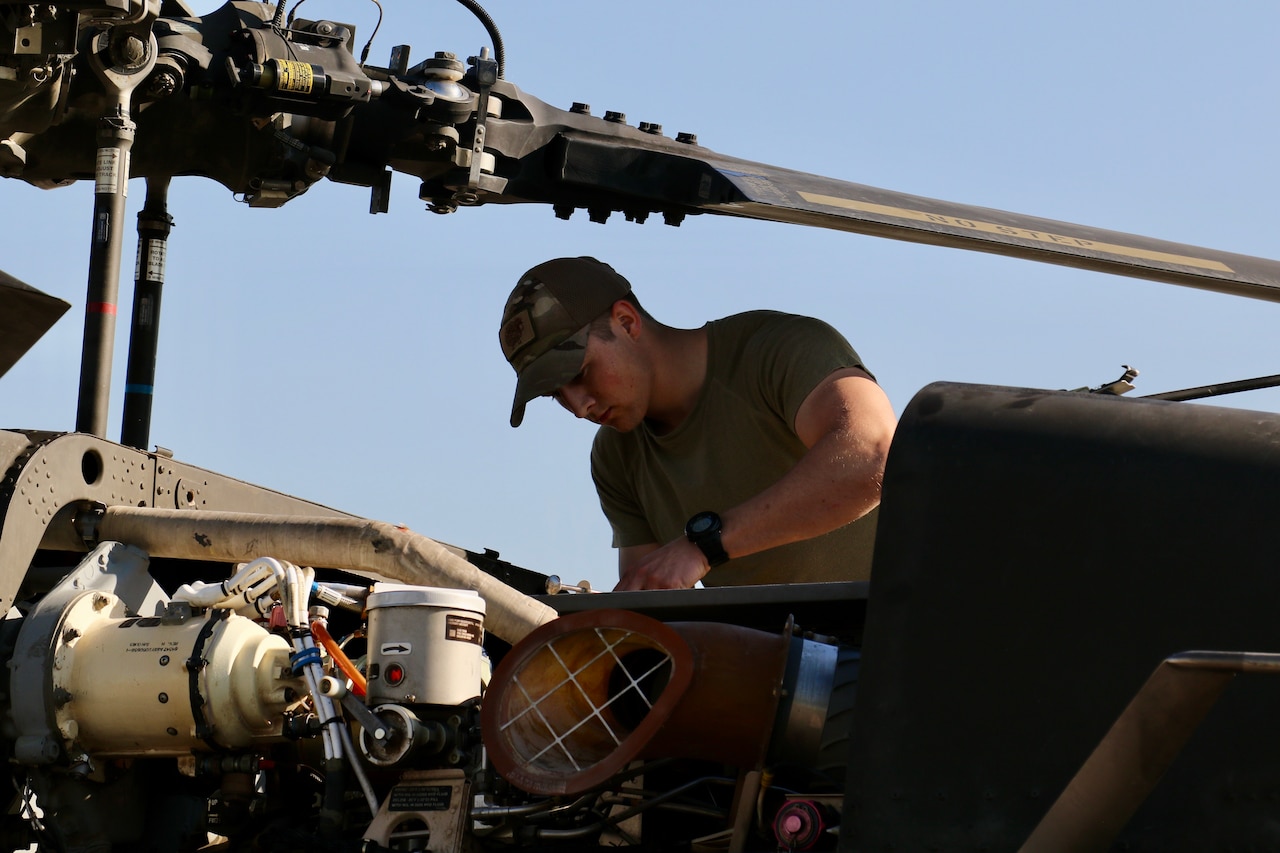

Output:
xmin=51 ymin=594 xmax=302 ymax=757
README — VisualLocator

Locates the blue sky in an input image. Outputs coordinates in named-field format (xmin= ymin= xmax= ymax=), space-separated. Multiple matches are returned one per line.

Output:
xmin=3 ymin=1 xmax=1278 ymax=592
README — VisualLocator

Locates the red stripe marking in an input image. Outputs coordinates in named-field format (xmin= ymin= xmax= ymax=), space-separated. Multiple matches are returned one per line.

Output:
xmin=87 ymin=302 xmax=117 ymax=315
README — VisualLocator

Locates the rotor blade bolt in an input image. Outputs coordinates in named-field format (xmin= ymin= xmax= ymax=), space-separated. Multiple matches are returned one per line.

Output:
xmin=113 ymin=34 xmax=148 ymax=67
xmin=570 ymin=102 xmax=591 ymax=114
xmin=425 ymin=52 xmax=465 ymax=75
xmin=604 ymin=111 xmax=627 ymax=124
xmin=146 ymin=70 xmax=180 ymax=98
xmin=553 ymin=204 xmax=575 ymax=220
xmin=589 ymin=208 xmax=611 ymax=224
xmin=676 ymin=132 xmax=698 ymax=145
xmin=640 ymin=123 xmax=663 ymax=135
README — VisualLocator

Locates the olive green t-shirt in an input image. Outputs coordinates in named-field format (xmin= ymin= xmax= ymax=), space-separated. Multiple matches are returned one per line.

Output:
xmin=589 ymin=310 xmax=879 ymax=586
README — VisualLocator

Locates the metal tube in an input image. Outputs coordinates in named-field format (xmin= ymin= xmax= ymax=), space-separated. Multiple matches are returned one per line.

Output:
xmin=1018 ymin=649 xmax=1280 ymax=853
xmin=96 ymin=506 xmax=558 ymax=644
xmin=121 ymin=177 xmax=173 ymax=450
xmin=76 ymin=109 xmax=135 ymax=437
xmin=1142 ymin=373 xmax=1280 ymax=402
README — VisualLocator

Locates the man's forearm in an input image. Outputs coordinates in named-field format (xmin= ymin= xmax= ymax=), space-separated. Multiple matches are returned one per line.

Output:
xmin=717 ymin=425 xmax=888 ymax=561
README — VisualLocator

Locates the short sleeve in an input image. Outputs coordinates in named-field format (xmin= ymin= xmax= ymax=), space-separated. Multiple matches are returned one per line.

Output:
xmin=742 ymin=315 xmax=867 ymax=429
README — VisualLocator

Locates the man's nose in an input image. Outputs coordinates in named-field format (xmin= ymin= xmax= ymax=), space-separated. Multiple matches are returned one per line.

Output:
xmin=559 ymin=386 xmax=593 ymax=419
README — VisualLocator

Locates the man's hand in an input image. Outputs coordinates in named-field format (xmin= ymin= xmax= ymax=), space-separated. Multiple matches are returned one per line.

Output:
xmin=614 ymin=538 xmax=710 ymax=591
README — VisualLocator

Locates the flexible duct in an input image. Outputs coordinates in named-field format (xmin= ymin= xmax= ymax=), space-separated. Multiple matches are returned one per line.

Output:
xmin=97 ymin=507 xmax=557 ymax=644
xmin=481 ymin=608 xmax=794 ymax=796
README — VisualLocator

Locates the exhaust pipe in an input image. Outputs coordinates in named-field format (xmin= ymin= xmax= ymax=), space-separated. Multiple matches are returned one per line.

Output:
xmin=96 ymin=506 xmax=557 ymax=644
xmin=480 ymin=608 xmax=838 ymax=796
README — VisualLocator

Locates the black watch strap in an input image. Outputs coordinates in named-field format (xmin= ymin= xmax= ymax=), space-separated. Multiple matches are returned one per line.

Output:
xmin=685 ymin=511 xmax=729 ymax=567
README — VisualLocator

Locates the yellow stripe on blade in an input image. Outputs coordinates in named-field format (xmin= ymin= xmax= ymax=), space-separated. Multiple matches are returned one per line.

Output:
xmin=798 ymin=192 xmax=1233 ymax=273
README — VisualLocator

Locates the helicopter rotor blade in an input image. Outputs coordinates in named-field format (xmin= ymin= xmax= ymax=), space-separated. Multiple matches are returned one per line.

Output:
xmin=0 ymin=271 xmax=71 ymax=379
xmin=541 ymin=134 xmax=1280 ymax=303
xmin=709 ymin=157 xmax=1280 ymax=302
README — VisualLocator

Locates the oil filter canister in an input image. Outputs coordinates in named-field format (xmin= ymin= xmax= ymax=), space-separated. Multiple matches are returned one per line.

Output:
xmin=365 ymin=584 xmax=487 ymax=706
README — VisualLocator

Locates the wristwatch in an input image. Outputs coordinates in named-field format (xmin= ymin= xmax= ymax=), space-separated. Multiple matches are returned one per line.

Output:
xmin=685 ymin=511 xmax=730 ymax=567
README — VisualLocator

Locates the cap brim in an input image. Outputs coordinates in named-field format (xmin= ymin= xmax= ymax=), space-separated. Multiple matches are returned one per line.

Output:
xmin=509 ymin=326 xmax=591 ymax=427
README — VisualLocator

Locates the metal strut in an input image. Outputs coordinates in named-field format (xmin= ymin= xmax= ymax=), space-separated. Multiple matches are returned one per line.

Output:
xmin=75 ymin=26 xmax=156 ymax=437
xmin=120 ymin=177 xmax=172 ymax=450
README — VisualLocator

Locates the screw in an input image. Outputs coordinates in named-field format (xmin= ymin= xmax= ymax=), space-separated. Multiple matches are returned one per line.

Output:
xmin=146 ymin=70 xmax=179 ymax=98
xmin=114 ymin=34 xmax=147 ymax=67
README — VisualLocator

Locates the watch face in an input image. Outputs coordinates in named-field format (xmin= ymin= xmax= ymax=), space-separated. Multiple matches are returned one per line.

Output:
xmin=689 ymin=513 xmax=715 ymax=535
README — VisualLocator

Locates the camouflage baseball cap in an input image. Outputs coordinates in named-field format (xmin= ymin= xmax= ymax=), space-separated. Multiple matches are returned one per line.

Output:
xmin=499 ymin=257 xmax=632 ymax=427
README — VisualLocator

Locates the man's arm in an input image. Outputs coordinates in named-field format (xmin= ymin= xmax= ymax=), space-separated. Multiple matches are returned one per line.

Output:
xmin=613 ymin=367 xmax=896 ymax=591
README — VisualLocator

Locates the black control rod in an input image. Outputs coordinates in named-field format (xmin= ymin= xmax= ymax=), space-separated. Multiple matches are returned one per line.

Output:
xmin=121 ymin=177 xmax=172 ymax=450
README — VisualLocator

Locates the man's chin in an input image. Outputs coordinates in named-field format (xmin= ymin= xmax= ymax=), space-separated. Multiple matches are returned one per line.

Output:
xmin=602 ymin=412 xmax=639 ymax=433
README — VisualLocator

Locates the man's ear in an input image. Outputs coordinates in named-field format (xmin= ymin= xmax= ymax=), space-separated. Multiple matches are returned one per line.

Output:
xmin=612 ymin=299 xmax=643 ymax=339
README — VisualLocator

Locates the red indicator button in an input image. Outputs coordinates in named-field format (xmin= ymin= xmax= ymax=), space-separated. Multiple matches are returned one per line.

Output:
xmin=385 ymin=663 xmax=405 ymax=686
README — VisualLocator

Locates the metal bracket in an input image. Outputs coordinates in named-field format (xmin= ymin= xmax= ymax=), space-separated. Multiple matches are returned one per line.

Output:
xmin=452 ymin=50 xmax=505 ymax=206
xmin=1074 ymin=365 xmax=1139 ymax=396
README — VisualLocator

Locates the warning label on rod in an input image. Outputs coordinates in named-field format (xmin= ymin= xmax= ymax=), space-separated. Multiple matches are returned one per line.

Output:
xmin=96 ymin=148 xmax=121 ymax=195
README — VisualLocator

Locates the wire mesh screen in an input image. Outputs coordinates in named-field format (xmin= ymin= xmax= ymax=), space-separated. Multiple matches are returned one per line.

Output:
xmin=497 ymin=626 xmax=675 ymax=776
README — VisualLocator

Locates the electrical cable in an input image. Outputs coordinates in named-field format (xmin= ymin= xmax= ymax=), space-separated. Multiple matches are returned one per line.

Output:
xmin=451 ymin=0 xmax=505 ymax=77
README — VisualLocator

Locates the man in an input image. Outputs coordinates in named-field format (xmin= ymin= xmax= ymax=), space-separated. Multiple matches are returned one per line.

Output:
xmin=499 ymin=257 xmax=896 ymax=591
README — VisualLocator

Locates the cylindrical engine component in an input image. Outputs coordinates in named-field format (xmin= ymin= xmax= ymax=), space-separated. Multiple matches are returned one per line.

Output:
xmin=365 ymin=584 xmax=486 ymax=707
xmin=773 ymin=799 xmax=837 ymax=851
xmin=44 ymin=593 xmax=302 ymax=756
xmin=357 ymin=704 xmax=449 ymax=767
xmin=771 ymin=639 xmax=843 ymax=766
xmin=482 ymin=609 xmax=827 ymax=796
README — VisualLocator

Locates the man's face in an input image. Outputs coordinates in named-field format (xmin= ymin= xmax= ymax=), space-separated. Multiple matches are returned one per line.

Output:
xmin=552 ymin=325 xmax=649 ymax=432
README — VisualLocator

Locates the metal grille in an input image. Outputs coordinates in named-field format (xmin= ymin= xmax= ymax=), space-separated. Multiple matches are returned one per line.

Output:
xmin=499 ymin=628 xmax=673 ymax=772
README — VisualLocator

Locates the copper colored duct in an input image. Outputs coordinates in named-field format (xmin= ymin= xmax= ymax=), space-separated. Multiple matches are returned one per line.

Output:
xmin=481 ymin=608 xmax=792 ymax=796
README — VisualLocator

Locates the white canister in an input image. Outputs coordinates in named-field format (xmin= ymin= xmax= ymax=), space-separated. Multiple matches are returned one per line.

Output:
xmin=365 ymin=584 xmax=487 ymax=707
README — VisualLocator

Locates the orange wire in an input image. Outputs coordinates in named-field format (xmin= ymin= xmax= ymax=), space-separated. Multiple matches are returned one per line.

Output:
xmin=311 ymin=620 xmax=367 ymax=697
